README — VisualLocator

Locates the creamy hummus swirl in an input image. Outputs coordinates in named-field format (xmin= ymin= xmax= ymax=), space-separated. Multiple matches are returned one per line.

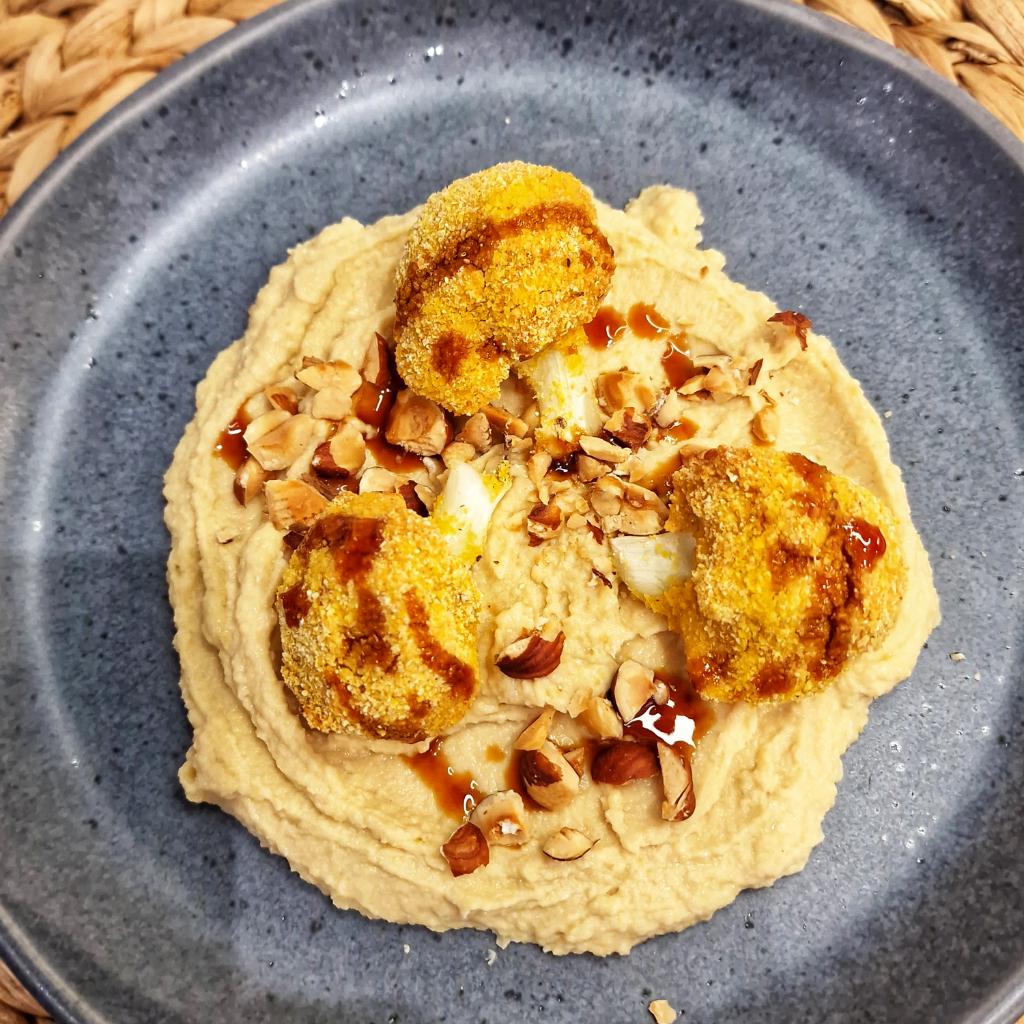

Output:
xmin=165 ymin=186 xmax=939 ymax=955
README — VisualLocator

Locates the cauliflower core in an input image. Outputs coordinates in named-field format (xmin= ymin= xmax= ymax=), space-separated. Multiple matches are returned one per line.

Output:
xmin=656 ymin=446 xmax=907 ymax=702
xmin=394 ymin=162 xmax=615 ymax=414
xmin=276 ymin=492 xmax=481 ymax=740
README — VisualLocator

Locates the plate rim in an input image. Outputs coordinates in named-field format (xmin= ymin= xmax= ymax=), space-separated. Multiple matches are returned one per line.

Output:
xmin=1 ymin=0 xmax=1022 ymax=1020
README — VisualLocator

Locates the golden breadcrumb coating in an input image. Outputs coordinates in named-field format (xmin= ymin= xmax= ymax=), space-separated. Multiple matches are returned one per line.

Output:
xmin=394 ymin=161 xmax=614 ymax=414
xmin=276 ymin=492 xmax=481 ymax=741
xmin=657 ymin=446 xmax=907 ymax=702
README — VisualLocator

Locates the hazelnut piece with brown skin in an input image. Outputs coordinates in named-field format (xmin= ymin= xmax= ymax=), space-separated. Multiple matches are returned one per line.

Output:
xmin=442 ymin=822 xmax=489 ymax=876
xmin=496 ymin=631 xmax=565 ymax=679
xmin=591 ymin=740 xmax=659 ymax=785
xmin=519 ymin=741 xmax=580 ymax=809
xmin=470 ymin=791 xmax=528 ymax=847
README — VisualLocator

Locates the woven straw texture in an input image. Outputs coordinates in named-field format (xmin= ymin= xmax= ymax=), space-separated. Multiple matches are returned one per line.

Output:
xmin=1 ymin=0 xmax=1024 ymax=1018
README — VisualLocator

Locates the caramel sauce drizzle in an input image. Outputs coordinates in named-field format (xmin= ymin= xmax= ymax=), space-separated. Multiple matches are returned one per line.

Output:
xmin=212 ymin=404 xmax=250 ymax=470
xmin=405 ymin=738 xmax=479 ymax=819
xmin=624 ymin=674 xmax=714 ymax=746
xmin=626 ymin=302 xmax=670 ymax=338
xmin=366 ymin=435 xmax=425 ymax=474
xmin=583 ymin=306 xmax=626 ymax=349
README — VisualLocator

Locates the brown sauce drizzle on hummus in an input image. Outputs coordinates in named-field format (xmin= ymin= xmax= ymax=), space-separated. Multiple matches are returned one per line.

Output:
xmin=583 ymin=306 xmax=626 ymax=348
xmin=662 ymin=417 xmax=698 ymax=441
xmin=661 ymin=336 xmax=696 ymax=388
xmin=626 ymin=302 xmax=670 ymax=338
xmin=212 ymin=404 xmax=250 ymax=469
xmin=404 ymin=738 xmax=479 ymax=818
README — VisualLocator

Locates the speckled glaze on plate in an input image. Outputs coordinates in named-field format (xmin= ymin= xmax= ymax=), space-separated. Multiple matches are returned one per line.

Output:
xmin=0 ymin=1 xmax=1022 ymax=1021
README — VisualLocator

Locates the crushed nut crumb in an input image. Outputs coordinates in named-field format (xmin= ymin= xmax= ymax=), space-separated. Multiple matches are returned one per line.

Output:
xmin=648 ymin=998 xmax=678 ymax=1024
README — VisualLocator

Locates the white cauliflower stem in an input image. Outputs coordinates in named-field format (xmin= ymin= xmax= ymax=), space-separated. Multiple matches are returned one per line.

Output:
xmin=610 ymin=532 xmax=695 ymax=599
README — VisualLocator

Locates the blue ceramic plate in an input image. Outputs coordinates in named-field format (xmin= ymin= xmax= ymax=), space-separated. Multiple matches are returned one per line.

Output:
xmin=1 ymin=1 xmax=1022 ymax=1021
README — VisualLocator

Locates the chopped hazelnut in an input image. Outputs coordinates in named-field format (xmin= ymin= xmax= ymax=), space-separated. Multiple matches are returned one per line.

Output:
xmin=613 ymin=660 xmax=656 ymax=721
xmin=456 ymin=412 xmax=493 ymax=452
xmin=483 ymin=404 xmax=529 ymax=439
xmin=505 ymin=435 xmax=533 ymax=458
xmin=527 ymin=450 xmax=553 ymax=494
xmin=658 ymin=742 xmax=696 ymax=822
xmin=597 ymin=370 xmax=657 ymax=413
xmin=514 ymin=707 xmax=555 ymax=751
xmin=385 ymin=389 xmax=449 ymax=456
xmin=361 ymin=332 xmax=389 ymax=385
xmin=679 ymin=373 xmax=709 ymax=396
xmin=577 ymin=454 xmax=611 ymax=483
xmin=605 ymin=507 xmax=663 ymax=536
xmin=578 ymin=696 xmax=623 ymax=740
xmin=233 ymin=457 xmax=268 ymax=506
xmin=751 ymin=404 xmax=779 ymax=444
xmin=441 ymin=441 xmax=477 ymax=466
xmin=654 ymin=390 xmax=688 ymax=428
xmin=579 ymin=434 xmax=630 ymax=464
xmin=413 ymin=482 xmax=436 ymax=511
xmin=264 ymin=478 xmax=327 ymax=532
xmin=296 ymin=359 xmax=361 ymax=395
xmin=622 ymin=482 xmax=667 ymax=517
xmin=311 ymin=386 xmax=355 ymax=421
xmin=702 ymin=365 xmax=741 ymax=401
xmin=398 ymin=480 xmax=429 ymax=516
xmin=520 ymin=742 xmax=580 ymax=810
xmin=496 ymin=631 xmax=566 ymax=678
xmin=328 ymin=423 xmax=367 ymax=474
xmin=303 ymin=473 xmax=348 ymax=501
xmin=542 ymin=827 xmax=595 ymax=861
xmin=589 ymin=476 xmax=625 ymax=517
xmin=264 ymin=384 xmax=299 ymax=414
xmin=358 ymin=467 xmax=398 ymax=493
xmin=591 ymin=740 xmax=659 ymax=785
xmin=470 ymin=791 xmax=528 ymax=848
xmin=526 ymin=502 xmax=563 ymax=544
xmin=247 ymin=414 xmax=315 ymax=472
xmin=243 ymin=409 xmax=290 ymax=447
xmin=310 ymin=441 xmax=345 ymax=478
xmin=604 ymin=408 xmax=652 ymax=450
xmin=768 ymin=310 xmax=812 ymax=350
xmin=442 ymin=823 xmax=489 ymax=877
xmin=628 ymin=447 xmax=685 ymax=492
xmin=563 ymin=746 xmax=587 ymax=777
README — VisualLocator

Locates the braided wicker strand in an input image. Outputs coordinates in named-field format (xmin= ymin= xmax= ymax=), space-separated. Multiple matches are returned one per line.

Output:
xmin=0 ymin=0 xmax=1023 ymax=1019
xmin=0 ymin=0 xmax=1021 ymax=215
xmin=0 ymin=0 xmax=280 ymax=216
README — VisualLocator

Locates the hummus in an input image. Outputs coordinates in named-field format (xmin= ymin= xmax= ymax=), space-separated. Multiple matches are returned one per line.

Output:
xmin=165 ymin=179 xmax=939 ymax=955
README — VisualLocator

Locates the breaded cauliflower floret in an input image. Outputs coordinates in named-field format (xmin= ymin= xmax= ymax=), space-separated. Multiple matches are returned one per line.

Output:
xmin=657 ymin=446 xmax=907 ymax=702
xmin=394 ymin=162 xmax=614 ymax=414
xmin=276 ymin=492 xmax=481 ymax=741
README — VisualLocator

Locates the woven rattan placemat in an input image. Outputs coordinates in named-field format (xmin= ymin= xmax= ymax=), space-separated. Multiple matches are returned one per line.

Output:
xmin=1 ymin=0 xmax=1023 ymax=1019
